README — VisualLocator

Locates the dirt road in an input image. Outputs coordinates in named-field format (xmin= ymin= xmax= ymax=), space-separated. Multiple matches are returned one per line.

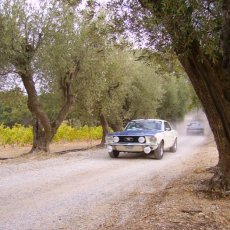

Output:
xmin=0 ymin=136 xmax=209 ymax=230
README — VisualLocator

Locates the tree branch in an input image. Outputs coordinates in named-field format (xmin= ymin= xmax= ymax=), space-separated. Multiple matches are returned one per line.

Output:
xmin=34 ymin=32 xmax=44 ymax=52
xmin=52 ymin=62 xmax=81 ymax=134
xmin=0 ymin=70 xmax=19 ymax=76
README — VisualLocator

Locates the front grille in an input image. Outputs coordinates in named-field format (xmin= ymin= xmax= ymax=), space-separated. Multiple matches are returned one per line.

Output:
xmin=118 ymin=136 xmax=143 ymax=143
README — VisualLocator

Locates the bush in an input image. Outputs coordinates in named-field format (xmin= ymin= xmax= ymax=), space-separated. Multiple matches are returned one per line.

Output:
xmin=53 ymin=124 xmax=102 ymax=142
xmin=0 ymin=123 xmax=102 ymax=146
xmin=0 ymin=124 xmax=33 ymax=145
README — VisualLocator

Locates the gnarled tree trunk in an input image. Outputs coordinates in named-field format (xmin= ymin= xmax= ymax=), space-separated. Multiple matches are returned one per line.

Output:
xmin=31 ymin=118 xmax=50 ymax=152
xmin=19 ymin=66 xmax=78 ymax=153
xmin=99 ymin=113 xmax=110 ymax=145
xmin=20 ymin=72 xmax=53 ymax=153
xmin=178 ymin=49 xmax=230 ymax=190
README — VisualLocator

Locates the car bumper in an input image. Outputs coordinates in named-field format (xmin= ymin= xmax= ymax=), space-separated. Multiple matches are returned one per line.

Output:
xmin=105 ymin=142 xmax=158 ymax=153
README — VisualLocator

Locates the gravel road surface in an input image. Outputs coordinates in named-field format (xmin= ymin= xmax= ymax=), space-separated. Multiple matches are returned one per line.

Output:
xmin=0 ymin=136 xmax=207 ymax=230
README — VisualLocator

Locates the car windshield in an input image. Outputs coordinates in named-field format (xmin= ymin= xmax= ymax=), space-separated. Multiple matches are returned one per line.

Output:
xmin=125 ymin=120 xmax=162 ymax=131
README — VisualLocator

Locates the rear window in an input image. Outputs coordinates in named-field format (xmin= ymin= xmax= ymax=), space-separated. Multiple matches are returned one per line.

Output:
xmin=188 ymin=122 xmax=203 ymax=127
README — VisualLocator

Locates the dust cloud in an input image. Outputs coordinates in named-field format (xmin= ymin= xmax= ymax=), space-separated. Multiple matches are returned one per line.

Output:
xmin=172 ymin=109 xmax=212 ymax=137
xmin=171 ymin=110 xmax=213 ymax=155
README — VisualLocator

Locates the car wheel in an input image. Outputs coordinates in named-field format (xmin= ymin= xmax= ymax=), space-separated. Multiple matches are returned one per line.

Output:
xmin=170 ymin=138 xmax=177 ymax=152
xmin=155 ymin=142 xmax=164 ymax=160
xmin=109 ymin=150 xmax=119 ymax=158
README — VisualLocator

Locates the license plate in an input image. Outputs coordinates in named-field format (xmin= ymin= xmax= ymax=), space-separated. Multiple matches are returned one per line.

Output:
xmin=125 ymin=145 xmax=134 ymax=149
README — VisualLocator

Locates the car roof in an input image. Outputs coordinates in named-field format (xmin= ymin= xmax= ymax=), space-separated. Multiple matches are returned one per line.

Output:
xmin=131 ymin=119 xmax=166 ymax=123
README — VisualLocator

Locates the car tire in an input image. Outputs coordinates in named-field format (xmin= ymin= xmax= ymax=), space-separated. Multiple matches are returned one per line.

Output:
xmin=155 ymin=142 xmax=164 ymax=160
xmin=170 ymin=138 xmax=177 ymax=153
xmin=109 ymin=150 xmax=119 ymax=158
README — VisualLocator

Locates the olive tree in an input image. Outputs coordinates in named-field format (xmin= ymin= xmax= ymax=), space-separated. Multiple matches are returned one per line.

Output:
xmin=71 ymin=42 xmax=165 ymax=143
xmin=0 ymin=0 xmax=90 ymax=152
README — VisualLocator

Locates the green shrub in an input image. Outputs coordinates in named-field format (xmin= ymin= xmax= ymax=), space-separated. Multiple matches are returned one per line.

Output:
xmin=0 ymin=123 xmax=102 ymax=145
xmin=53 ymin=124 xmax=102 ymax=142
xmin=0 ymin=124 xmax=33 ymax=145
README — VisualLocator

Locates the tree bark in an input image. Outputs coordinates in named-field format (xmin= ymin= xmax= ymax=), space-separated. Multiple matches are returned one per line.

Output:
xmin=100 ymin=113 xmax=110 ymax=145
xmin=31 ymin=118 xmax=50 ymax=153
xmin=178 ymin=50 xmax=230 ymax=190
xmin=109 ymin=121 xmax=123 ymax=132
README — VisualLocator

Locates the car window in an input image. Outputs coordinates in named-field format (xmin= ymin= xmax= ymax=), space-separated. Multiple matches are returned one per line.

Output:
xmin=164 ymin=122 xmax=172 ymax=131
xmin=125 ymin=121 xmax=162 ymax=131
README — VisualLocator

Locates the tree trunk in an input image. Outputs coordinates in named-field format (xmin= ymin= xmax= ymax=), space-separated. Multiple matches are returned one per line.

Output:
xmin=19 ymin=69 xmax=76 ymax=153
xmin=20 ymin=72 xmax=53 ymax=153
xmin=30 ymin=118 xmax=50 ymax=153
xmin=178 ymin=51 xmax=230 ymax=190
xmin=109 ymin=121 xmax=123 ymax=132
xmin=100 ymin=113 xmax=110 ymax=145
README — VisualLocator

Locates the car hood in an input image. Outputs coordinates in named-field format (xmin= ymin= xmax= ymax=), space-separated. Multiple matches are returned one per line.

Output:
xmin=107 ymin=129 xmax=162 ymax=136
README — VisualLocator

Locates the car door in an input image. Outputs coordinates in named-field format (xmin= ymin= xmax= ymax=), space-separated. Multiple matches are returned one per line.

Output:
xmin=164 ymin=122 xmax=174 ymax=148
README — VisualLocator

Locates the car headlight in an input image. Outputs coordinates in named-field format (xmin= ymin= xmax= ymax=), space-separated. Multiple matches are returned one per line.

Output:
xmin=113 ymin=136 xmax=120 ymax=143
xmin=105 ymin=136 xmax=113 ymax=143
xmin=149 ymin=136 xmax=157 ymax=143
xmin=138 ymin=136 xmax=145 ymax=143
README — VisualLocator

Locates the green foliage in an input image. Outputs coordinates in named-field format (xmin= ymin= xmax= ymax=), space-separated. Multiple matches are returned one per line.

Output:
xmin=157 ymin=73 xmax=193 ymax=121
xmin=70 ymin=41 xmax=165 ymax=127
xmin=110 ymin=0 xmax=222 ymax=60
xmin=0 ymin=123 xmax=102 ymax=145
xmin=39 ymin=93 xmax=62 ymax=120
xmin=188 ymin=86 xmax=202 ymax=111
xmin=0 ymin=89 xmax=31 ymax=126
xmin=0 ymin=0 xmax=198 ymax=142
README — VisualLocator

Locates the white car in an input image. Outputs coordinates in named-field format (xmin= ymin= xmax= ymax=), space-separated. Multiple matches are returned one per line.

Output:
xmin=105 ymin=119 xmax=178 ymax=159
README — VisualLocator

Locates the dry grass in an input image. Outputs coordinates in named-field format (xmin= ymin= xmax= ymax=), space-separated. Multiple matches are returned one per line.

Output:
xmin=0 ymin=140 xmax=100 ymax=159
